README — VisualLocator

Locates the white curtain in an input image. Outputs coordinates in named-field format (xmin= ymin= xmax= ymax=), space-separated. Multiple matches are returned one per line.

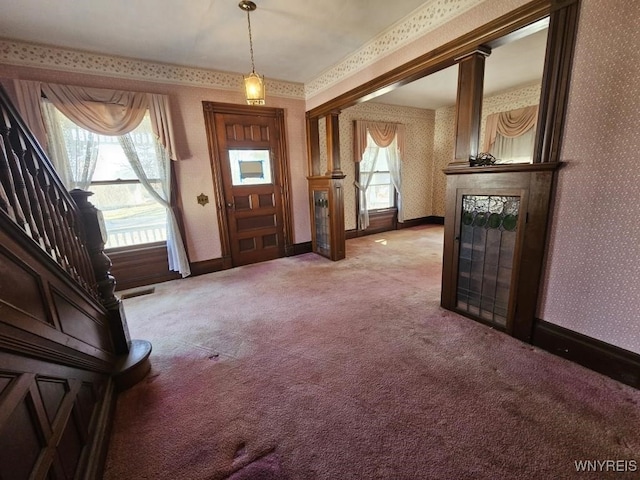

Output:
xmin=386 ymin=136 xmax=403 ymax=222
xmin=483 ymin=105 xmax=538 ymax=163
xmin=354 ymin=121 xmax=404 ymax=230
xmin=119 ymin=129 xmax=191 ymax=277
xmin=356 ymin=142 xmax=380 ymax=230
xmin=41 ymin=101 xmax=99 ymax=190
xmin=491 ymin=127 xmax=536 ymax=163
xmin=13 ymin=80 xmax=190 ymax=276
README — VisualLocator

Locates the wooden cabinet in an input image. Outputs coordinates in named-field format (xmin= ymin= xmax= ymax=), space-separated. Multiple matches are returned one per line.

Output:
xmin=441 ymin=162 xmax=560 ymax=341
xmin=308 ymin=176 xmax=345 ymax=261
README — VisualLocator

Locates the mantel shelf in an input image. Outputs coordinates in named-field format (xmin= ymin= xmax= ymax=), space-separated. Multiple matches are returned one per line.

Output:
xmin=443 ymin=162 xmax=563 ymax=175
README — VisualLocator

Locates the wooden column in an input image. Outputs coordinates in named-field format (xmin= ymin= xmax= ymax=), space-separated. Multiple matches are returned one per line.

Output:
xmin=325 ymin=110 xmax=344 ymax=177
xmin=451 ymin=47 xmax=491 ymax=167
xmin=306 ymin=115 xmax=321 ymax=177
xmin=306 ymin=110 xmax=346 ymax=261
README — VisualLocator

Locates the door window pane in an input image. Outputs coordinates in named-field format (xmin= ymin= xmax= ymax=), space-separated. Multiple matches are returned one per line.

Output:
xmin=229 ymin=150 xmax=272 ymax=185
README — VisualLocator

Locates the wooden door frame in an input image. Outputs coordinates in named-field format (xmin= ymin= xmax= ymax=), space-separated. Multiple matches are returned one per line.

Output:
xmin=203 ymin=101 xmax=294 ymax=269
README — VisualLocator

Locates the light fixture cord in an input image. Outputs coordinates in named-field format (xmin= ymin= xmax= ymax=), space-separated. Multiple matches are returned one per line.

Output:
xmin=246 ymin=10 xmax=256 ymax=73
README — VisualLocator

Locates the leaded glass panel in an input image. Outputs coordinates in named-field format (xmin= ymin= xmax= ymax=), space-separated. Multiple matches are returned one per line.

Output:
xmin=457 ymin=195 xmax=521 ymax=327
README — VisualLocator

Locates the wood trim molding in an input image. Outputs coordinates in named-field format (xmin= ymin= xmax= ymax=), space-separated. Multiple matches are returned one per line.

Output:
xmin=202 ymin=101 xmax=294 ymax=267
xmin=347 ymin=215 xmax=444 ymax=238
xmin=188 ymin=242 xmax=313 ymax=276
xmin=109 ymin=243 xmax=180 ymax=291
xmin=290 ymin=242 xmax=313 ymax=256
xmin=189 ymin=258 xmax=226 ymax=277
xmin=80 ymin=378 xmax=117 ymax=480
xmin=398 ymin=216 xmax=445 ymax=228
xmin=307 ymin=0 xmax=573 ymax=118
xmin=532 ymin=319 xmax=640 ymax=389
xmin=443 ymin=162 xmax=562 ymax=175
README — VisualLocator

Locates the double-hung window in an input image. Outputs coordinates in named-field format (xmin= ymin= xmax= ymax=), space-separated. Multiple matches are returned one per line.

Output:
xmin=44 ymin=103 xmax=167 ymax=250
xmin=358 ymin=136 xmax=396 ymax=211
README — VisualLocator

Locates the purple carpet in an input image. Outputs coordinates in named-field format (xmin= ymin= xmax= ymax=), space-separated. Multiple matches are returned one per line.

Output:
xmin=104 ymin=226 xmax=640 ymax=479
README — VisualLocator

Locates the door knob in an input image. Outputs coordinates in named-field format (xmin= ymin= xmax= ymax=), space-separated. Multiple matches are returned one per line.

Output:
xmin=227 ymin=202 xmax=234 ymax=208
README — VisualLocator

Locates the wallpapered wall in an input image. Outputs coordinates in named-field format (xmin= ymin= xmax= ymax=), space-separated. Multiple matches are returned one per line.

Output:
xmin=539 ymin=0 xmax=640 ymax=354
xmin=319 ymin=82 xmax=542 ymax=226
xmin=319 ymin=102 xmax=435 ymax=230
xmin=0 ymin=65 xmax=310 ymax=263
xmin=432 ymin=82 xmax=541 ymax=216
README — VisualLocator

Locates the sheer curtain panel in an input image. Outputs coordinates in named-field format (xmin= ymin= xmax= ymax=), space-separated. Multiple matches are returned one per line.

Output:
xmin=354 ymin=121 xmax=405 ymax=229
xmin=12 ymin=80 xmax=190 ymax=276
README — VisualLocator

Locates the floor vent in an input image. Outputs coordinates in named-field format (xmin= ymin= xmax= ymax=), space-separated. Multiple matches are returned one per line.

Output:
xmin=120 ymin=287 xmax=156 ymax=299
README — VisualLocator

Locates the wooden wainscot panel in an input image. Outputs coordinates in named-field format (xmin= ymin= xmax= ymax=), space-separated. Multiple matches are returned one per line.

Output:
xmin=52 ymin=289 xmax=113 ymax=354
xmin=0 ymin=350 xmax=114 ymax=480
xmin=0 ymin=243 xmax=51 ymax=326
xmin=109 ymin=242 xmax=180 ymax=291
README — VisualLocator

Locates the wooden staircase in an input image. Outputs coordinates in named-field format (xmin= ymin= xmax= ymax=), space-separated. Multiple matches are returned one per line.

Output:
xmin=0 ymin=84 xmax=151 ymax=479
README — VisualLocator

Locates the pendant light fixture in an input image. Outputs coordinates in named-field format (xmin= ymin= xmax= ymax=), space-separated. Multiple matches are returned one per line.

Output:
xmin=239 ymin=0 xmax=265 ymax=105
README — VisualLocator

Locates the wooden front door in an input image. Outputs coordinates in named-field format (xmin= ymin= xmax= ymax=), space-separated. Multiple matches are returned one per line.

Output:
xmin=203 ymin=103 xmax=292 ymax=267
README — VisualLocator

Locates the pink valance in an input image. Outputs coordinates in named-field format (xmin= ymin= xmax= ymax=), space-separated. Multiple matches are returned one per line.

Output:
xmin=13 ymin=80 xmax=180 ymax=160
xmin=354 ymin=121 xmax=405 ymax=162
xmin=483 ymin=105 xmax=539 ymax=152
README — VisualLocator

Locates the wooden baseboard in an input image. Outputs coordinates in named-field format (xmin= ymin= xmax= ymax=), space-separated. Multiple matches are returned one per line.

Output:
xmin=189 ymin=242 xmax=313 ymax=276
xmin=81 ymin=378 xmax=117 ymax=480
xmin=189 ymin=258 xmax=226 ymax=276
xmin=398 ymin=216 xmax=445 ymax=228
xmin=348 ymin=215 xmax=445 ymax=238
xmin=532 ymin=319 xmax=640 ymax=389
xmin=290 ymin=241 xmax=312 ymax=255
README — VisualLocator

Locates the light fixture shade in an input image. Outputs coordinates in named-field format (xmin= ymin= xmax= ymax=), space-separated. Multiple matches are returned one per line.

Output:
xmin=243 ymin=72 xmax=265 ymax=105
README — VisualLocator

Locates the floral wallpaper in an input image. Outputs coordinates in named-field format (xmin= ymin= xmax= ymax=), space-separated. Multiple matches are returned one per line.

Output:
xmin=319 ymin=102 xmax=435 ymax=230
xmin=431 ymin=82 xmax=541 ymax=216
xmin=305 ymin=0 xmax=483 ymax=98
xmin=0 ymin=39 xmax=305 ymax=99
xmin=539 ymin=0 xmax=640 ymax=354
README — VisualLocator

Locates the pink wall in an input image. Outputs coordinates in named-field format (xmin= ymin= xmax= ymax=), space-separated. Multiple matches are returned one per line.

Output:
xmin=539 ymin=0 xmax=640 ymax=354
xmin=0 ymin=65 xmax=311 ymax=263
xmin=2 ymin=0 xmax=638 ymax=354
xmin=307 ymin=0 xmax=640 ymax=354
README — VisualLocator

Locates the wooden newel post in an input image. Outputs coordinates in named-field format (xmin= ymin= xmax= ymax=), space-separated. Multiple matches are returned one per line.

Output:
xmin=70 ymin=189 xmax=130 ymax=355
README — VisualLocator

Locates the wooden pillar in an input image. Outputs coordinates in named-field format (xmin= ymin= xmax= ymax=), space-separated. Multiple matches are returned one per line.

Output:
xmin=325 ymin=110 xmax=344 ymax=177
xmin=306 ymin=114 xmax=321 ymax=177
xmin=306 ymin=110 xmax=346 ymax=261
xmin=451 ymin=47 xmax=490 ymax=167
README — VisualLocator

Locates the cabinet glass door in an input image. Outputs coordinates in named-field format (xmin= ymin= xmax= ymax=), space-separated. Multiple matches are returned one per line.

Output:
xmin=456 ymin=195 xmax=521 ymax=327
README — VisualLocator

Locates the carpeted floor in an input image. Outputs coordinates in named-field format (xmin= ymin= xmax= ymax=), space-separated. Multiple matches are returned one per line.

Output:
xmin=104 ymin=225 xmax=640 ymax=479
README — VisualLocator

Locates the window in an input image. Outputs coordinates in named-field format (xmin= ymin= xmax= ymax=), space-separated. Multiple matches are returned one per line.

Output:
xmin=45 ymin=105 xmax=167 ymax=249
xmin=359 ymin=134 xmax=396 ymax=211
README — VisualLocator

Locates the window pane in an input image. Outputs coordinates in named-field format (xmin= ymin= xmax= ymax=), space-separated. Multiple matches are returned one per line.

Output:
xmin=366 ymin=184 xmax=393 ymax=210
xmin=90 ymin=183 xmax=167 ymax=249
xmin=91 ymin=141 xmax=139 ymax=181
xmin=229 ymin=150 xmax=272 ymax=185
xmin=51 ymin=107 xmax=168 ymax=249
xmin=376 ymin=150 xmax=390 ymax=171
xmin=369 ymin=172 xmax=391 ymax=186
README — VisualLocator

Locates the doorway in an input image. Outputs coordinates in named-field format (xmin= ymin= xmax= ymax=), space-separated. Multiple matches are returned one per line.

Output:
xmin=203 ymin=102 xmax=293 ymax=267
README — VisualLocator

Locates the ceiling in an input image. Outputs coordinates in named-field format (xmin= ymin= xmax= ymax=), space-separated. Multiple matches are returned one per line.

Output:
xmin=0 ymin=0 xmax=428 ymax=84
xmin=372 ymin=26 xmax=548 ymax=109
xmin=0 ymin=0 xmax=548 ymax=108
